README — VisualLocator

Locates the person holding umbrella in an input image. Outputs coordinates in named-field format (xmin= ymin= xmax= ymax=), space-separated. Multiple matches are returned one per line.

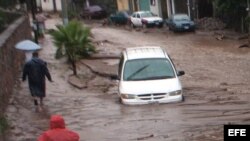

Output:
xmin=22 ymin=51 xmax=53 ymax=112
xmin=15 ymin=40 xmax=41 ymax=62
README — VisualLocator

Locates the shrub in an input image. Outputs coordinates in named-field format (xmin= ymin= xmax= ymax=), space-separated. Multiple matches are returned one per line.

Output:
xmin=50 ymin=20 xmax=95 ymax=75
xmin=0 ymin=9 xmax=21 ymax=33
xmin=0 ymin=116 xmax=8 ymax=135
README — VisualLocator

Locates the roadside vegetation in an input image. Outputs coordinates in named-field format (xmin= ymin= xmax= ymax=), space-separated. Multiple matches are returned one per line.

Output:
xmin=49 ymin=20 xmax=95 ymax=75
xmin=214 ymin=0 xmax=249 ymax=32
xmin=0 ymin=1 xmax=21 ymax=138
xmin=0 ymin=9 xmax=21 ymax=33
xmin=0 ymin=0 xmax=20 ymax=33
xmin=0 ymin=116 xmax=8 ymax=141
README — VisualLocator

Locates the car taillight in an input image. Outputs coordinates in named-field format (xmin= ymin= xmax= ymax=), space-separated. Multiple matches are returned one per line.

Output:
xmin=128 ymin=17 xmax=131 ymax=23
xmin=141 ymin=19 xmax=148 ymax=24
xmin=128 ymin=17 xmax=131 ymax=21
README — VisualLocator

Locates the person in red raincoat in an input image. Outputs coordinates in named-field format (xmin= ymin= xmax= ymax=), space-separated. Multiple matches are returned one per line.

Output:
xmin=37 ymin=115 xmax=80 ymax=141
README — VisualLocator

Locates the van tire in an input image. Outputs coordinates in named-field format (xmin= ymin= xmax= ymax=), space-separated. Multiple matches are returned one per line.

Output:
xmin=119 ymin=98 xmax=122 ymax=104
xmin=131 ymin=23 xmax=135 ymax=28
xmin=182 ymin=95 xmax=185 ymax=102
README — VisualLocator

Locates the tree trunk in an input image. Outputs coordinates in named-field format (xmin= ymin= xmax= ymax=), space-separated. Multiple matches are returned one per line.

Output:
xmin=53 ymin=0 xmax=57 ymax=13
xmin=71 ymin=61 xmax=77 ymax=75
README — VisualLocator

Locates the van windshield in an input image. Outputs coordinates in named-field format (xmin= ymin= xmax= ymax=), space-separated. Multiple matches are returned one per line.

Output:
xmin=123 ymin=58 xmax=175 ymax=81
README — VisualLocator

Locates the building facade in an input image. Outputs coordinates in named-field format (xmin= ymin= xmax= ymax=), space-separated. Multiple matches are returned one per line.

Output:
xmin=116 ymin=0 xmax=214 ymax=19
xmin=36 ymin=0 xmax=62 ymax=11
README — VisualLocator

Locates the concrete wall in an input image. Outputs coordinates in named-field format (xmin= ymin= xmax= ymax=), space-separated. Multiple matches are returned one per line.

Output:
xmin=0 ymin=16 xmax=31 ymax=116
xmin=41 ymin=0 xmax=62 ymax=11
xmin=117 ymin=0 xmax=129 ymax=11
xmin=150 ymin=0 xmax=160 ymax=17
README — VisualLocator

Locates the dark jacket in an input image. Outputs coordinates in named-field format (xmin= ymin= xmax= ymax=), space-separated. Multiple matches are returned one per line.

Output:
xmin=37 ymin=115 xmax=80 ymax=141
xmin=22 ymin=57 xmax=52 ymax=97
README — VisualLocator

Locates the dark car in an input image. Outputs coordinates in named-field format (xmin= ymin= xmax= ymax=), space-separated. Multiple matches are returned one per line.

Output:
xmin=166 ymin=14 xmax=195 ymax=32
xmin=80 ymin=5 xmax=107 ymax=19
xmin=109 ymin=11 xmax=132 ymax=25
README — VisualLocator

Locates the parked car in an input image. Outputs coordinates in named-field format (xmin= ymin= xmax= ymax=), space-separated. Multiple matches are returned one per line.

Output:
xmin=166 ymin=14 xmax=195 ymax=32
xmin=111 ymin=46 xmax=185 ymax=105
xmin=109 ymin=11 xmax=132 ymax=25
xmin=80 ymin=5 xmax=107 ymax=19
xmin=130 ymin=11 xmax=163 ymax=28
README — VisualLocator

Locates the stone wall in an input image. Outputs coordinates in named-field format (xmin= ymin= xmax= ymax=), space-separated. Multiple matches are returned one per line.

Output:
xmin=0 ymin=16 xmax=32 ymax=117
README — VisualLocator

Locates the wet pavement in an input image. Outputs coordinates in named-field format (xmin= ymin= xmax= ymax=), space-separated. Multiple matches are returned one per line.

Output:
xmin=5 ymin=17 xmax=250 ymax=141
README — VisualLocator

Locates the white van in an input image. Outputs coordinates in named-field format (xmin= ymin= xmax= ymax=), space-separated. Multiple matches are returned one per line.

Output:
xmin=113 ymin=46 xmax=185 ymax=105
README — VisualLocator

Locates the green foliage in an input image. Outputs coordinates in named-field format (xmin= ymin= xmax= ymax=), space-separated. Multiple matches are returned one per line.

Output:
xmin=215 ymin=0 xmax=246 ymax=14
xmin=0 ymin=9 xmax=21 ymax=33
xmin=0 ymin=116 xmax=8 ymax=135
xmin=0 ymin=0 xmax=18 ymax=8
xmin=68 ymin=9 xmax=79 ymax=20
xmin=0 ymin=17 xmax=4 ymax=32
xmin=245 ymin=16 xmax=250 ymax=25
xmin=0 ymin=10 xmax=6 ymax=32
xmin=214 ymin=0 xmax=247 ymax=30
xmin=67 ymin=1 xmax=80 ymax=20
xmin=49 ymin=20 xmax=95 ymax=75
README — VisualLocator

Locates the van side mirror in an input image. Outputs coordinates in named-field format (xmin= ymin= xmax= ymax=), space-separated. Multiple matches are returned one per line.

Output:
xmin=110 ymin=74 xmax=120 ymax=80
xmin=177 ymin=70 xmax=185 ymax=76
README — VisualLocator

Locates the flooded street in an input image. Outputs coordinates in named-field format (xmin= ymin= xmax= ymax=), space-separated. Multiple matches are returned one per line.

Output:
xmin=6 ymin=18 xmax=250 ymax=141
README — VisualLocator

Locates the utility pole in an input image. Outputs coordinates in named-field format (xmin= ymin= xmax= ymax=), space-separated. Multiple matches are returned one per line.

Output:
xmin=187 ymin=0 xmax=191 ymax=18
xmin=86 ymin=0 xmax=90 ymax=7
xmin=171 ymin=0 xmax=176 ymax=14
xmin=30 ymin=0 xmax=39 ymax=43
xmin=61 ymin=0 xmax=68 ymax=25
xmin=53 ymin=0 xmax=57 ymax=13
xmin=247 ymin=0 xmax=250 ymax=45
xmin=248 ymin=0 xmax=250 ymax=28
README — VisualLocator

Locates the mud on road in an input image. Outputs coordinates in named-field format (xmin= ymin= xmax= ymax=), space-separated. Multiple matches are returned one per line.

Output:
xmin=6 ymin=19 xmax=250 ymax=141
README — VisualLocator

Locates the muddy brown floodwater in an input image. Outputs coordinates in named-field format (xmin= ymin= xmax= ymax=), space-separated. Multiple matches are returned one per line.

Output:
xmin=5 ymin=18 xmax=250 ymax=141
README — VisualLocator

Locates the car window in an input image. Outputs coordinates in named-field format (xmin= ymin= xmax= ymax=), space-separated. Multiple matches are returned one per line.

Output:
xmin=141 ymin=12 xmax=154 ymax=18
xmin=117 ymin=12 xmax=124 ymax=17
xmin=136 ymin=14 xmax=140 ymax=18
xmin=168 ymin=56 xmax=177 ymax=72
xmin=126 ymin=11 xmax=132 ymax=16
xmin=123 ymin=11 xmax=129 ymax=17
xmin=170 ymin=16 xmax=173 ymax=21
xmin=87 ymin=6 xmax=102 ymax=12
xmin=132 ymin=13 xmax=136 ymax=17
xmin=173 ymin=15 xmax=190 ymax=21
xmin=123 ymin=58 xmax=175 ymax=81
xmin=118 ymin=54 xmax=124 ymax=79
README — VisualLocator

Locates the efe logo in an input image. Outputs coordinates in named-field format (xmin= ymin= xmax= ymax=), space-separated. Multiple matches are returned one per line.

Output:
xmin=224 ymin=125 xmax=250 ymax=141
xmin=228 ymin=129 xmax=246 ymax=136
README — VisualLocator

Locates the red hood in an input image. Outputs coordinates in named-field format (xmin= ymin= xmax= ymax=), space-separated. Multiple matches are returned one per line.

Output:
xmin=50 ymin=115 xmax=65 ymax=129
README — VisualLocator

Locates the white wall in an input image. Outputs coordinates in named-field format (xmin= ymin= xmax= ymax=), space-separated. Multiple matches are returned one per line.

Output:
xmin=36 ymin=0 xmax=41 ymax=7
xmin=41 ymin=0 xmax=62 ymax=11
xmin=150 ymin=0 xmax=160 ymax=17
